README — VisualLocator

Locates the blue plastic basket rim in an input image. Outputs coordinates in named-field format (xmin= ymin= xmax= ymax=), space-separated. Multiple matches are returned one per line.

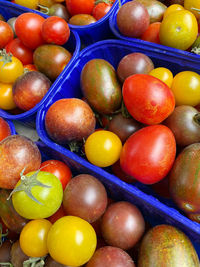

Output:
xmin=0 ymin=0 xmax=81 ymax=120
xmin=4 ymin=119 xmax=16 ymax=135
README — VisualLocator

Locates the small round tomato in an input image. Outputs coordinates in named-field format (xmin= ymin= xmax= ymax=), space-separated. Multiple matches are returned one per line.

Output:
xmin=15 ymin=0 xmax=39 ymax=9
xmin=171 ymin=71 xmax=200 ymax=106
xmin=0 ymin=118 xmax=11 ymax=141
xmin=85 ymin=130 xmax=122 ymax=167
xmin=163 ymin=4 xmax=184 ymax=20
xmin=184 ymin=0 xmax=200 ymax=19
xmin=0 ymin=83 xmax=16 ymax=110
xmin=20 ymin=219 xmax=52 ymax=258
xmin=92 ymin=3 xmax=112 ymax=20
xmin=149 ymin=67 xmax=174 ymax=88
xmin=141 ymin=22 xmax=161 ymax=44
xmin=24 ymin=64 xmax=37 ymax=72
xmin=47 ymin=216 xmax=97 ymax=266
xmin=159 ymin=10 xmax=198 ymax=50
xmin=66 ymin=0 xmax=95 ymax=16
xmin=40 ymin=160 xmax=72 ymax=190
xmin=0 ymin=21 xmax=13 ymax=49
xmin=69 ymin=14 xmax=97 ymax=25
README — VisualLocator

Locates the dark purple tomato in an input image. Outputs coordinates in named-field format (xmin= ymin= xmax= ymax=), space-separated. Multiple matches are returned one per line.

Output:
xmin=0 ymin=240 xmax=12 ymax=263
xmin=63 ymin=174 xmax=108 ymax=223
xmin=117 ymin=1 xmax=150 ymax=37
xmin=69 ymin=14 xmax=97 ymax=25
xmin=13 ymin=71 xmax=51 ymax=111
xmin=101 ymin=201 xmax=145 ymax=250
xmin=117 ymin=53 xmax=154 ymax=83
xmin=49 ymin=4 xmax=70 ymax=21
xmin=164 ymin=105 xmax=200 ymax=147
xmin=86 ymin=246 xmax=136 ymax=267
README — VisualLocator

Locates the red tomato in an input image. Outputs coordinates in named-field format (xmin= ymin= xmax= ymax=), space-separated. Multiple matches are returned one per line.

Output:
xmin=92 ymin=3 xmax=112 ymax=20
xmin=42 ymin=16 xmax=70 ymax=45
xmin=0 ymin=21 xmax=13 ymax=49
xmin=15 ymin=13 xmax=45 ymax=50
xmin=66 ymin=0 xmax=95 ymax=16
xmin=123 ymin=74 xmax=175 ymax=125
xmin=141 ymin=22 xmax=161 ymax=44
xmin=48 ymin=204 xmax=66 ymax=224
xmin=24 ymin=64 xmax=37 ymax=72
xmin=120 ymin=125 xmax=176 ymax=184
xmin=5 ymin=38 xmax=33 ymax=65
xmin=0 ymin=118 xmax=11 ymax=142
xmin=40 ymin=160 xmax=72 ymax=190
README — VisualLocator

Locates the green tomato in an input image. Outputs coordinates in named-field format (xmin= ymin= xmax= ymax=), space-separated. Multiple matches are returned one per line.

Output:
xmin=12 ymin=171 xmax=63 ymax=220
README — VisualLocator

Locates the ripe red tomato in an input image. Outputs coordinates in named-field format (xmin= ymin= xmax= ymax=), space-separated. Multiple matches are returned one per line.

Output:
xmin=92 ymin=3 xmax=112 ymax=20
xmin=40 ymin=160 xmax=72 ymax=190
xmin=42 ymin=16 xmax=70 ymax=45
xmin=5 ymin=38 xmax=33 ymax=65
xmin=0 ymin=118 xmax=11 ymax=142
xmin=15 ymin=13 xmax=45 ymax=50
xmin=123 ymin=74 xmax=175 ymax=125
xmin=0 ymin=21 xmax=13 ymax=49
xmin=141 ymin=22 xmax=161 ymax=44
xmin=66 ymin=0 xmax=95 ymax=16
xmin=120 ymin=125 xmax=176 ymax=184
xmin=24 ymin=64 xmax=37 ymax=72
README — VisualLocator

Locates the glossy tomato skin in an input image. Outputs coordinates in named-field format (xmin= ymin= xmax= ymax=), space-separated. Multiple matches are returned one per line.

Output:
xmin=0 ymin=21 xmax=13 ymax=49
xmin=15 ymin=13 xmax=45 ymax=50
xmin=66 ymin=0 xmax=95 ymax=16
xmin=0 ymin=118 xmax=11 ymax=141
xmin=40 ymin=159 xmax=72 ymax=190
xmin=141 ymin=22 xmax=161 ymax=44
xmin=120 ymin=125 xmax=176 ymax=184
xmin=69 ymin=14 xmax=97 ymax=25
xmin=92 ymin=3 xmax=112 ymax=20
xmin=123 ymin=74 xmax=175 ymax=125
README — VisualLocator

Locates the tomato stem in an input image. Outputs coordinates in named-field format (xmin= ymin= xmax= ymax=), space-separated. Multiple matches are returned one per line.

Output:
xmin=0 ymin=49 xmax=12 ymax=68
xmin=118 ymin=0 xmax=122 ymax=8
xmin=68 ymin=140 xmax=84 ymax=153
xmin=191 ymin=7 xmax=200 ymax=13
xmin=37 ymin=4 xmax=50 ymax=15
xmin=23 ymin=257 xmax=46 ymax=267
xmin=0 ymin=223 xmax=8 ymax=246
xmin=95 ymin=0 xmax=113 ymax=5
xmin=0 ymin=263 xmax=13 ymax=266
xmin=191 ymin=45 xmax=200 ymax=55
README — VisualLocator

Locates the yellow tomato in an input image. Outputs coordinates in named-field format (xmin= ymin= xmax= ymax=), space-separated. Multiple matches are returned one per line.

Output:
xmin=149 ymin=67 xmax=174 ymax=88
xmin=39 ymin=0 xmax=55 ymax=7
xmin=15 ymin=0 xmax=39 ymax=9
xmin=159 ymin=10 xmax=198 ymax=50
xmin=171 ymin=71 xmax=200 ymax=106
xmin=163 ymin=4 xmax=185 ymax=20
xmin=184 ymin=0 xmax=200 ymax=19
xmin=0 ymin=83 xmax=16 ymax=110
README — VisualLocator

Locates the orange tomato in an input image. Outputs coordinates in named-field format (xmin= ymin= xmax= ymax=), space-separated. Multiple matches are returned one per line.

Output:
xmin=141 ymin=22 xmax=161 ymax=44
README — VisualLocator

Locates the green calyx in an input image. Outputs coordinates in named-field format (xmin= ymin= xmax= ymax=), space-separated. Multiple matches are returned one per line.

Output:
xmin=0 ymin=256 xmax=46 ymax=267
xmin=191 ymin=45 xmax=200 ymax=55
xmin=95 ymin=0 xmax=113 ymax=5
xmin=0 ymin=49 xmax=12 ymax=68
xmin=8 ymin=168 xmax=51 ymax=205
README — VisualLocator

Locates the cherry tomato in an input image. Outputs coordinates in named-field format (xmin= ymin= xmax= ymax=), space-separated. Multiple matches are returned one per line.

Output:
xmin=163 ymin=4 xmax=184 ymax=20
xmin=149 ymin=67 xmax=173 ymax=88
xmin=0 ymin=118 xmax=11 ymax=142
xmin=6 ymin=38 xmax=33 ymax=65
xmin=141 ymin=22 xmax=161 ymax=44
xmin=85 ymin=130 xmax=122 ymax=167
xmin=69 ymin=14 xmax=96 ymax=25
xmin=47 ymin=216 xmax=97 ymax=266
xmin=40 ymin=159 xmax=72 ymax=190
xmin=23 ymin=64 xmax=37 ymax=72
xmin=20 ymin=219 xmax=52 ymax=257
xmin=15 ymin=13 xmax=45 ymax=50
xmin=0 ymin=21 xmax=13 ymax=49
xmin=0 ymin=83 xmax=16 ymax=110
xmin=15 ymin=0 xmax=39 ymax=9
xmin=184 ymin=0 xmax=200 ymax=19
xmin=171 ymin=71 xmax=200 ymax=106
xmin=92 ymin=3 xmax=112 ymax=20
xmin=66 ymin=0 xmax=95 ymax=16
xmin=42 ymin=16 xmax=70 ymax=45
xmin=39 ymin=0 xmax=55 ymax=7
xmin=48 ymin=204 xmax=66 ymax=224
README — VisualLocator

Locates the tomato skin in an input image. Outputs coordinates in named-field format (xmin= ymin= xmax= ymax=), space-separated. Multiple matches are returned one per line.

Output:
xmin=40 ymin=160 xmax=72 ymax=190
xmin=0 ymin=83 xmax=17 ymax=110
xmin=24 ymin=64 xmax=37 ymax=72
xmin=141 ymin=22 xmax=161 ymax=44
xmin=15 ymin=0 xmax=39 ymax=9
xmin=149 ymin=67 xmax=173 ymax=88
xmin=123 ymin=74 xmax=175 ymax=125
xmin=20 ymin=219 xmax=52 ymax=258
xmin=6 ymin=38 xmax=33 ymax=65
xmin=0 ymin=118 xmax=11 ymax=141
xmin=66 ymin=0 xmax=95 ymax=16
xmin=0 ymin=21 xmax=13 ymax=49
xmin=92 ymin=3 xmax=112 ymax=20
xmin=48 ymin=204 xmax=66 ymax=224
xmin=120 ymin=125 xmax=176 ymax=184
xmin=15 ymin=13 xmax=45 ymax=50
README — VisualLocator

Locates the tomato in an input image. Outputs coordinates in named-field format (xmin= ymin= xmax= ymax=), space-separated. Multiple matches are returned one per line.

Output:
xmin=163 ymin=4 xmax=184 ymax=20
xmin=149 ymin=67 xmax=173 ymax=88
xmin=47 ymin=216 xmax=97 ymax=266
xmin=0 ymin=54 xmax=24 ymax=84
xmin=48 ymin=204 xmax=66 ymax=224
xmin=23 ymin=64 xmax=37 ymax=72
xmin=159 ymin=10 xmax=198 ymax=50
xmin=20 ymin=219 xmax=52 ymax=257
xmin=0 ymin=83 xmax=16 ymax=110
xmin=92 ymin=3 xmax=112 ymax=20
xmin=6 ymin=38 xmax=33 ymax=65
xmin=141 ymin=22 xmax=161 ymax=44
xmin=171 ymin=71 xmax=200 ymax=106
xmin=120 ymin=125 xmax=176 ymax=184
xmin=85 ymin=130 xmax=122 ymax=167
xmin=184 ymin=0 xmax=200 ymax=19
xmin=69 ymin=14 xmax=97 ymax=25
xmin=123 ymin=74 xmax=175 ymax=125
xmin=66 ymin=0 xmax=95 ymax=16
xmin=40 ymin=159 xmax=72 ymax=190
xmin=39 ymin=0 xmax=55 ymax=7
xmin=42 ymin=16 xmax=70 ymax=45
xmin=0 ymin=21 xmax=13 ymax=49
xmin=15 ymin=13 xmax=45 ymax=50
xmin=15 ymin=0 xmax=39 ymax=9
xmin=12 ymin=171 xmax=63 ymax=219
xmin=0 ymin=118 xmax=11 ymax=142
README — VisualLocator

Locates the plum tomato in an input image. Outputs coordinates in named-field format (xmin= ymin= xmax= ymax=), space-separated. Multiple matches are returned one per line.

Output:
xmin=47 ymin=216 xmax=97 ymax=266
xmin=85 ymin=130 xmax=122 ymax=167
xmin=149 ymin=67 xmax=173 ymax=88
xmin=120 ymin=125 xmax=176 ymax=184
xmin=123 ymin=74 xmax=175 ymax=125
xmin=0 ymin=83 xmax=16 ymax=110
xmin=66 ymin=0 xmax=95 ymax=16
xmin=19 ymin=219 xmax=52 ymax=258
xmin=0 ymin=21 xmax=13 ymax=49
xmin=42 ymin=16 xmax=70 ymax=45
xmin=0 ymin=117 xmax=11 ymax=142
xmin=40 ymin=159 xmax=72 ymax=190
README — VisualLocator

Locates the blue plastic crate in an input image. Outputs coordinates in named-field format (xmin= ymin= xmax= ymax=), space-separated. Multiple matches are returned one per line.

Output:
xmin=0 ymin=0 xmax=81 ymax=128
xmin=36 ymin=39 xmax=200 ymax=245
xmin=109 ymin=0 xmax=200 ymax=62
